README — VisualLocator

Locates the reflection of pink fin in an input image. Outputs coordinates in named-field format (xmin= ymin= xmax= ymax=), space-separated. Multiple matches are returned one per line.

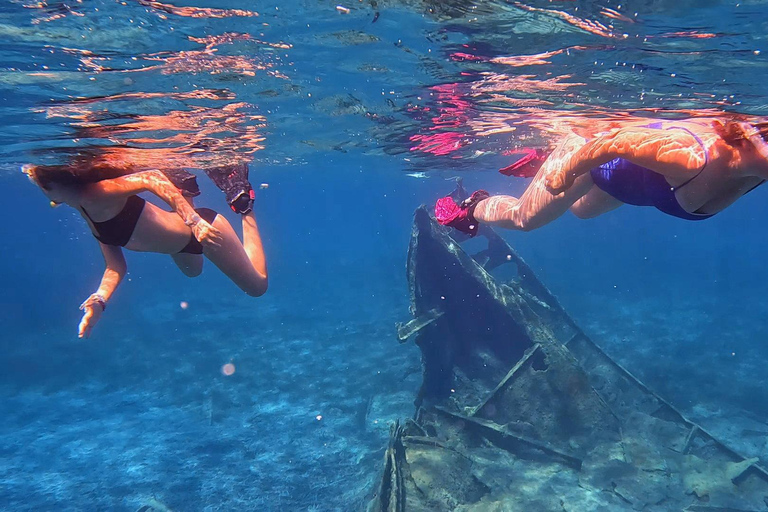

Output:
xmin=499 ymin=148 xmax=549 ymax=177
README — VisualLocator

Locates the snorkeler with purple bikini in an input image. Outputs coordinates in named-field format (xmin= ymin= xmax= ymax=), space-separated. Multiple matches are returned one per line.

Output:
xmin=436 ymin=118 xmax=768 ymax=235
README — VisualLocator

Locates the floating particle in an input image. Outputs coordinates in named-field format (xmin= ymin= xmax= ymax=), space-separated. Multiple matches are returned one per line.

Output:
xmin=336 ymin=5 xmax=350 ymax=14
xmin=221 ymin=363 xmax=236 ymax=376
xmin=180 ymin=301 xmax=189 ymax=310
xmin=316 ymin=414 xmax=323 ymax=421
xmin=259 ymin=183 xmax=269 ymax=189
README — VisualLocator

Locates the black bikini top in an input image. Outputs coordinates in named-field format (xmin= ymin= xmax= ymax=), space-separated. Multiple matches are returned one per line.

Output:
xmin=81 ymin=195 xmax=146 ymax=247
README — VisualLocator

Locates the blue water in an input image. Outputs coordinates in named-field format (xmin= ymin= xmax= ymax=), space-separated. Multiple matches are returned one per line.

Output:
xmin=2 ymin=0 xmax=768 ymax=510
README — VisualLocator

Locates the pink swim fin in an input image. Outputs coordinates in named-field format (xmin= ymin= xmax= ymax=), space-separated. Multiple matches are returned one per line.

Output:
xmin=499 ymin=148 xmax=549 ymax=177
xmin=435 ymin=190 xmax=490 ymax=237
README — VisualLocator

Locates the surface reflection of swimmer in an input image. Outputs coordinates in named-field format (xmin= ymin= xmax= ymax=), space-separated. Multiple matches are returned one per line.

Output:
xmin=24 ymin=161 xmax=268 ymax=338
xmin=436 ymin=118 xmax=768 ymax=235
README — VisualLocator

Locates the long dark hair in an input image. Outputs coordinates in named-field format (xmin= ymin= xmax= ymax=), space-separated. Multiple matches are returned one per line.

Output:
xmin=32 ymin=158 xmax=134 ymax=190
xmin=713 ymin=117 xmax=768 ymax=147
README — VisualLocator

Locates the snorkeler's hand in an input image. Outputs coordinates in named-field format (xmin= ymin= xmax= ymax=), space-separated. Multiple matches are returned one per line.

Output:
xmin=545 ymin=170 xmax=573 ymax=195
xmin=78 ymin=294 xmax=105 ymax=339
xmin=192 ymin=220 xmax=223 ymax=248
xmin=740 ymin=122 xmax=768 ymax=161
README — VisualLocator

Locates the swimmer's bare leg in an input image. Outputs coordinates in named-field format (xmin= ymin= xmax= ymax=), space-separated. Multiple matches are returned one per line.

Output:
xmin=569 ymin=186 xmax=623 ymax=219
xmin=202 ymin=211 xmax=267 ymax=297
xmin=169 ymin=195 xmax=204 ymax=276
xmin=241 ymin=213 xmax=267 ymax=281
xmin=171 ymin=253 xmax=203 ymax=277
xmin=473 ymin=134 xmax=595 ymax=231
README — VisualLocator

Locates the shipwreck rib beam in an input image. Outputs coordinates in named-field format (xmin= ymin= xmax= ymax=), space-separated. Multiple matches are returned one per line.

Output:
xmin=471 ymin=344 xmax=542 ymax=417
xmin=433 ymin=406 xmax=583 ymax=469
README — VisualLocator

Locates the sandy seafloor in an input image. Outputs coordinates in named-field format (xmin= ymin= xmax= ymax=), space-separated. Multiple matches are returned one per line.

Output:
xmin=0 ymin=279 xmax=420 ymax=511
xmin=4 ymin=281 xmax=767 ymax=511
xmin=570 ymin=290 xmax=768 ymax=468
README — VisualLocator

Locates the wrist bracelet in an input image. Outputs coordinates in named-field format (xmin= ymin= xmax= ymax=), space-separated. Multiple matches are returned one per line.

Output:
xmin=80 ymin=293 xmax=107 ymax=312
xmin=185 ymin=213 xmax=202 ymax=227
xmin=93 ymin=294 xmax=107 ymax=311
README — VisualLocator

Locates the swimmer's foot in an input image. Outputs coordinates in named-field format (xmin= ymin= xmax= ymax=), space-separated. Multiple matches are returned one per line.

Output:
xmin=204 ymin=163 xmax=255 ymax=214
xmin=499 ymin=148 xmax=549 ymax=177
xmin=435 ymin=189 xmax=490 ymax=237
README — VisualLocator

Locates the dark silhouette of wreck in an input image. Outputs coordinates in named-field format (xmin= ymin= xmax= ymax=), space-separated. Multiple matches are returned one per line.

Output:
xmin=368 ymin=201 xmax=768 ymax=511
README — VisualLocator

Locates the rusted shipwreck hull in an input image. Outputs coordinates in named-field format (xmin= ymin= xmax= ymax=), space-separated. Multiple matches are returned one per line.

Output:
xmin=369 ymin=206 xmax=768 ymax=512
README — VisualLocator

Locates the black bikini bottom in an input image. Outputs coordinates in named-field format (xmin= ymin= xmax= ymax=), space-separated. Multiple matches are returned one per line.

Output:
xmin=179 ymin=208 xmax=218 ymax=254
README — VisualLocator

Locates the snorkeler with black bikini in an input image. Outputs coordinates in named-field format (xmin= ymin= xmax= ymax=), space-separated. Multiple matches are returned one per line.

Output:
xmin=436 ymin=117 xmax=768 ymax=235
xmin=24 ymin=160 xmax=268 ymax=338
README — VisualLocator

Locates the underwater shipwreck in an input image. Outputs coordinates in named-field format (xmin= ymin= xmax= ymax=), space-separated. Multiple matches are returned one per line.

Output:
xmin=368 ymin=201 xmax=768 ymax=511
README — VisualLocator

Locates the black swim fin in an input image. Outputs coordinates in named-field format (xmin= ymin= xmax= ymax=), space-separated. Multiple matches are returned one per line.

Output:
xmin=204 ymin=163 xmax=255 ymax=214
xmin=447 ymin=176 xmax=469 ymax=203
xmin=161 ymin=168 xmax=201 ymax=197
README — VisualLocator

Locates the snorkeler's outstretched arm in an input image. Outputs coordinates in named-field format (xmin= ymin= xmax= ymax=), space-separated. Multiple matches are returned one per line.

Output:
xmin=78 ymin=243 xmax=126 ymax=339
xmin=83 ymin=170 xmax=223 ymax=246
xmin=546 ymin=127 xmax=708 ymax=193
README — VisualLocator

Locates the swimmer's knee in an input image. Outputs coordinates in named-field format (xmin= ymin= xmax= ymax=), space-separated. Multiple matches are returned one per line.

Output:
xmin=509 ymin=210 xmax=534 ymax=231
xmin=571 ymin=207 xmax=606 ymax=220
xmin=570 ymin=205 xmax=591 ymax=219
xmin=243 ymin=279 xmax=268 ymax=297
xmin=172 ymin=255 xmax=203 ymax=277
xmin=518 ymin=224 xmax=535 ymax=232
xmin=181 ymin=266 xmax=203 ymax=278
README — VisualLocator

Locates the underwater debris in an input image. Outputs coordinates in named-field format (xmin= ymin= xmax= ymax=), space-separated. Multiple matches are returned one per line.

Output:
xmin=311 ymin=93 xmax=368 ymax=117
xmin=136 ymin=497 xmax=173 ymax=512
xmin=326 ymin=30 xmax=380 ymax=46
xmin=368 ymin=207 xmax=768 ymax=511
xmin=396 ymin=308 xmax=443 ymax=342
